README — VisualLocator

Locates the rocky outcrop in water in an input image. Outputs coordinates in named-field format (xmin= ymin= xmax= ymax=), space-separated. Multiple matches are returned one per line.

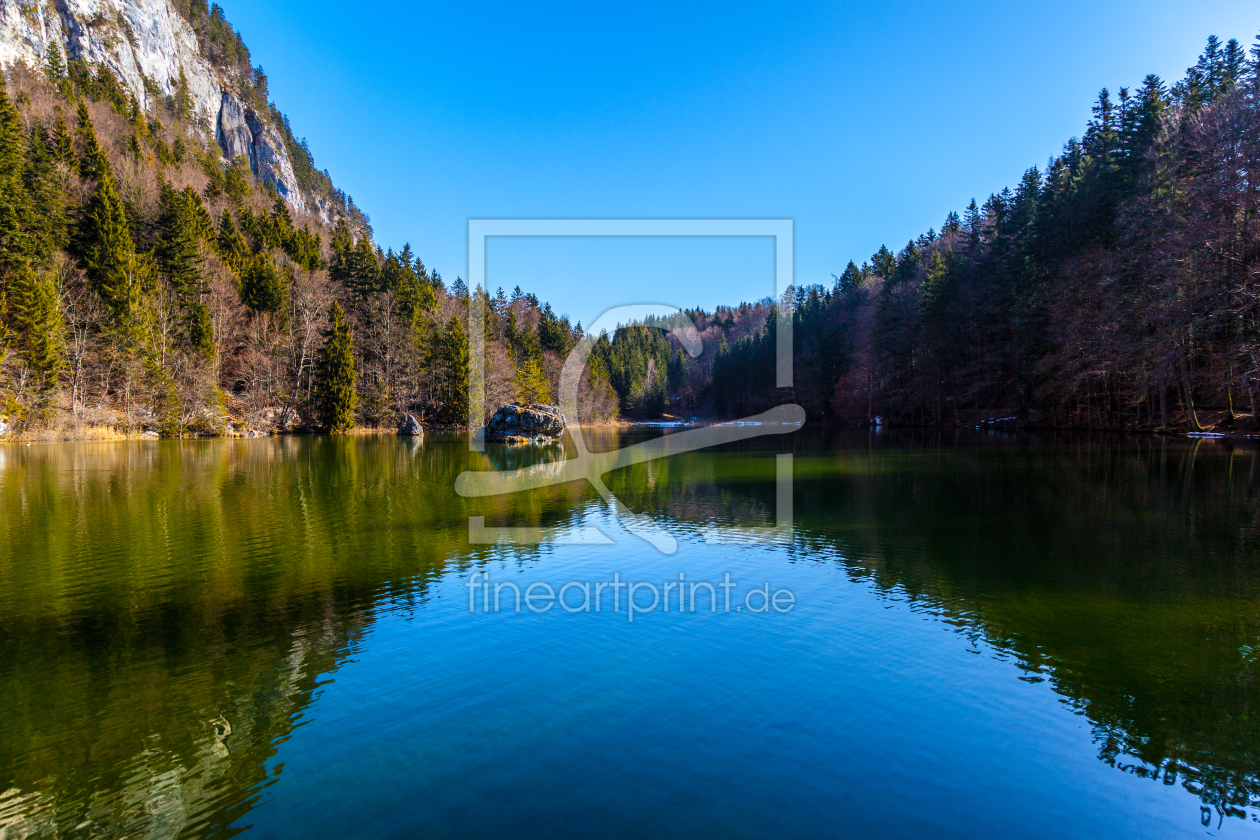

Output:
xmin=484 ymin=404 xmax=566 ymax=444
xmin=397 ymin=415 xmax=423 ymax=436
xmin=0 ymin=0 xmax=307 ymax=210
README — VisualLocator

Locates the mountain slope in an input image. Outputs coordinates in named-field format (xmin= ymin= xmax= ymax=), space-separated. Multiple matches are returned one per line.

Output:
xmin=0 ymin=0 xmax=320 ymax=215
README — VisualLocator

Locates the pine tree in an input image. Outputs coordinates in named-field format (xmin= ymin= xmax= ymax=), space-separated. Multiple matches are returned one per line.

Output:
xmin=515 ymin=352 xmax=550 ymax=404
xmin=919 ymin=250 xmax=955 ymax=322
xmin=7 ymin=263 xmax=65 ymax=398
xmin=76 ymin=102 xmax=111 ymax=181
xmin=345 ymin=235 xmax=380 ymax=299
xmin=891 ymin=240 xmax=920 ymax=286
xmin=436 ymin=315 xmax=470 ymax=424
xmin=240 ymin=255 xmax=286 ymax=313
xmin=870 ymin=244 xmax=895 ymax=279
xmin=24 ymin=122 xmax=67 ymax=261
xmin=0 ymin=87 xmax=29 ymax=265
xmin=836 ymin=260 xmax=862 ymax=295
xmin=313 ymin=300 xmax=357 ymax=431
xmin=962 ymin=198 xmax=983 ymax=249
xmin=44 ymin=44 xmax=66 ymax=84
xmin=82 ymin=172 xmax=144 ymax=326
xmin=157 ymin=181 xmax=206 ymax=296
xmin=157 ymin=182 xmax=215 ymax=353
xmin=1222 ymin=38 xmax=1246 ymax=87
xmin=1196 ymin=35 xmax=1224 ymax=97
xmin=51 ymin=116 xmax=75 ymax=168
xmin=173 ymin=69 xmax=193 ymax=118
xmin=216 ymin=209 xmax=249 ymax=276
xmin=537 ymin=302 xmax=570 ymax=354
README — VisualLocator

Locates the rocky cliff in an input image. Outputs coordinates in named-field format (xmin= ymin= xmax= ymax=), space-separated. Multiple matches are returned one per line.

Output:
xmin=0 ymin=0 xmax=311 ymax=212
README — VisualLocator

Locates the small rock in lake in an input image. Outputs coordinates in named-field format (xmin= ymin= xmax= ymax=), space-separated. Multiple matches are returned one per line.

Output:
xmin=484 ymin=403 xmax=566 ymax=444
xmin=398 ymin=414 xmax=423 ymax=436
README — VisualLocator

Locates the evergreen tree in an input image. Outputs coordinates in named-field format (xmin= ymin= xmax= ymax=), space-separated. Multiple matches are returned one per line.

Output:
xmin=506 ymin=308 xmax=550 ymax=403
xmin=7 ymin=263 xmax=65 ymax=398
xmin=76 ymin=102 xmax=111 ymax=181
xmin=385 ymin=244 xmax=436 ymax=330
xmin=893 ymin=241 xmax=921 ymax=285
xmin=435 ymin=315 xmax=469 ymax=424
xmin=81 ymin=170 xmax=144 ymax=326
xmin=347 ymin=236 xmax=380 ymax=298
xmin=1222 ymin=38 xmax=1246 ymax=87
xmin=216 ymin=209 xmax=249 ymax=276
xmin=919 ymin=250 xmax=955 ymax=322
xmin=157 ymin=182 xmax=206 ymax=295
xmin=962 ymin=198 xmax=983 ymax=249
xmin=157 ymin=182 xmax=215 ymax=353
xmin=24 ymin=122 xmax=67 ymax=260
xmin=870 ymin=244 xmax=895 ymax=279
xmin=1196 ymin=35 xmax=1224 ymax=98
xmin=173 ymin=68 xmax=193 ymax=118
xmin=51 ymin=116 xmax=75 ymax=168
xmin=313 ymin=300 xmax=357 ymax=431
xmin=44 ymin=44 xmax=66 ymax=84
xmin=515 ymin=352 xmax=551 ymax=404
xmin=537 ymin=302 xmax=571 ymax=354
xmin=835 ymin=260 xmax=862 ymax=295
xmin=240 ymin=255 xmax=286 ymax=314
xmin=0 ymin=87 xmax=29 ymax=266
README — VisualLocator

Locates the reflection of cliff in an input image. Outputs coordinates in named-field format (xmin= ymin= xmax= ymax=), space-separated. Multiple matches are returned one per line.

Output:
xmin=0 ymin=436 xmax=589 ymax=837
xmin=615 ymin=430 xmax=1260 ymax=825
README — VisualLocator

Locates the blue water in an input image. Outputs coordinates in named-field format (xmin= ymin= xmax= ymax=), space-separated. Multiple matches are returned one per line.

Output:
xmin=1 ymin=432 xmax=1257 ymax=838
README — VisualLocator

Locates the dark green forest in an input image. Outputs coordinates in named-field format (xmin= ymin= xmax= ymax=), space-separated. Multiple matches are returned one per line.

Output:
xmin=0 ymin=18 xmax=1258 ymax=436
xmin=705 ymin=34 xmax=1260 ymax=432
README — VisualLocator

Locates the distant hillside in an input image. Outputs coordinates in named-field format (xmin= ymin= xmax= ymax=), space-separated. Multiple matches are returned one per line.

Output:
xmin=704 ymin=33 xmax=1260 ymax=433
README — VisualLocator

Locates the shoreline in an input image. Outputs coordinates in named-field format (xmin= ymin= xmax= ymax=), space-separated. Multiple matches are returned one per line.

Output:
xmin=4 ymin=419 xmax=1260 ymax=444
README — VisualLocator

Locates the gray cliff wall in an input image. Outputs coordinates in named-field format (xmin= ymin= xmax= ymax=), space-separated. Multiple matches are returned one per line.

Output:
xmin=0 ymin=0 xmax=310 ymax=212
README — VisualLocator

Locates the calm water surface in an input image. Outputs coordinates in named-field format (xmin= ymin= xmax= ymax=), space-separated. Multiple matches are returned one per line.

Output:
xmin=1 ymin=429 xmax=1259 ymax=838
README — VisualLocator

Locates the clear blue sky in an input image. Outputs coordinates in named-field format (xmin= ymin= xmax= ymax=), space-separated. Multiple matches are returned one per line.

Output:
xmin=221 ymin=0 xmax=1258 ymax=326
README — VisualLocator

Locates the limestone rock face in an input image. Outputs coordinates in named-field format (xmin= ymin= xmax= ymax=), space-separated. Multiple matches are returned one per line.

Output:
xmin=0 ymin=416 xmax=7 ymax=436
xmin=484 ymin=404 xmax=566 ymax=444
xmin=0 ymin=0 xmax=305 ymax=209
xmin=397 ymin=414 xmax=423 ymax=436
xmin=216 ymin=91 xmax=306 ymax=210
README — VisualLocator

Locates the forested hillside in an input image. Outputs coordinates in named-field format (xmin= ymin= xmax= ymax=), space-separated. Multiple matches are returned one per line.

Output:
xmin=704 ymin=33 xmax=1260 ymax=432
xmin=0 ymin=15 xmax=1258 ymax=437
xmin=0 ymin=0 xmax=615 ymax=438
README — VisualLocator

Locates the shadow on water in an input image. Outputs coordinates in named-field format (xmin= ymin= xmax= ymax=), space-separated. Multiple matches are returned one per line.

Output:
xmin=0 ymin=429 xmax=1258 ymax=833
xmin=607 ymin=427 xmax=1260 ymax=827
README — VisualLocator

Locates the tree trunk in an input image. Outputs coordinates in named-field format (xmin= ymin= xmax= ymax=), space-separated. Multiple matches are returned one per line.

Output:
xmin=1248 ymin=374 xmax=1257 ymax=428
xmin=1160 ymin=379 xmax=1169 ymax=431
xmin=1179 ymin=352 xmax=1204 ymax=432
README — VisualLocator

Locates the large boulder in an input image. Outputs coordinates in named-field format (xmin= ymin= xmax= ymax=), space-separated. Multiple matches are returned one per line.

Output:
xmin=485 ymin=403 xmax=566 ymax=444
xmin=398 ymin=414 xmax=423 ymax=436
xmin=0 ymin=417 xmax=6 ymax=436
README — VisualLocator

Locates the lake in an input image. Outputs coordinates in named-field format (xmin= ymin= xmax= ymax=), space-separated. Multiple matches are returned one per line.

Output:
xmin=1 ymin=429 xmax=1258 ymax=838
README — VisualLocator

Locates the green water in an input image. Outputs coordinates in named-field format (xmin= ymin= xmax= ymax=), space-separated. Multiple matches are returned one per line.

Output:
xmin=1 ymin=430 xmax=1258 ymax=838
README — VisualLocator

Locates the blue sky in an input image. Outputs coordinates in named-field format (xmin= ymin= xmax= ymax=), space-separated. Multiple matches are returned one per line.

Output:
xmin=221 ymin=0 xmax=1258 ymax=326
